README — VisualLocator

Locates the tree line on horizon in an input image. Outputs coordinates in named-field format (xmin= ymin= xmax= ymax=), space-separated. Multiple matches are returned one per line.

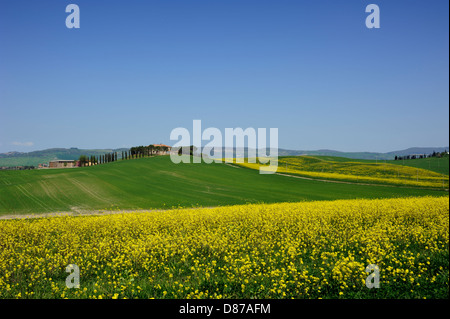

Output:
xmin=77 ymin=144 xmax=170 ymax=167
xmin=394 ymin=150 xmax=448 ymax=161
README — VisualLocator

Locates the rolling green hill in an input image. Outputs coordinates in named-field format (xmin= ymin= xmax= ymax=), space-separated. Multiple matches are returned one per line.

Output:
xmin=2 ymin=146 xmax=448 ymax=167
xmin=386 ymin=156 xmax=449 ymax=176
xmin=0 ymin=155 xmax=447 ymax=216
xmin=0 ymin=148 xmax=128 ymax=167
xmin=313 ymin=155 xmax=449 ymax=176
xmin=233 ymin=155 xmax=449 ymax=188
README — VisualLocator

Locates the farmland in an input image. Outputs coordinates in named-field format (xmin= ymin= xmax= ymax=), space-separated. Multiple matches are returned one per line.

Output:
xmin=0 ymin=155 xmax=448 ymax=299
xmin=233 ymin=156 xmax=449 ymax=188
xmin=305 ymin=155 xmax=449 ymax=176
xmin=0 ymin=196 xmax=447 ymax=299
xmin=387 ymin=156 xmax=449 ymax=176
xmin=0 ymin=156 xmax=447 ymax=216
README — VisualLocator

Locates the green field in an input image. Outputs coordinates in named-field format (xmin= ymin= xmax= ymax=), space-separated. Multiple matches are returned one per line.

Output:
xmin=0 ymin=155 xmax=447 ymax=216
xmin=280 ymin=156 xmax=448 ymax=187
xmin=233 ymin=155 xmax=449 ymax=188
xmin=310 ymin=155 xmax=449 ymax=175
xmin=386 ymin=156 xmax=449 ymax=175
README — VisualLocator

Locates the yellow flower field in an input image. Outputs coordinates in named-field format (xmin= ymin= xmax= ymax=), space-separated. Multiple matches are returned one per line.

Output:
xmin=229 ymin=156 xmax=449 ymax=188
xmin=0 ymin=196 xmax=448 ymax=299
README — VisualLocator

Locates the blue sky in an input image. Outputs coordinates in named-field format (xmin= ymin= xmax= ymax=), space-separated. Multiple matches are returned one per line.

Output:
xmin=0 ymin=0 xmax=448 ymax=153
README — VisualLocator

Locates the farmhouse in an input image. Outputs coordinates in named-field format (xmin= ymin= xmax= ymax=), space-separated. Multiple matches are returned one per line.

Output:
xmin=49 ymin=160 xmax=76 ymax=168
xmin=153 ymin=144 xmax=172 ymax=155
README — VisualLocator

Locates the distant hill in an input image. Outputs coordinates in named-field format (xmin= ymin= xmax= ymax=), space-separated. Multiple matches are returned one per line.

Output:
xmin=386 ymin=147 xmax=449 ymax=157
xmin=207 ymin=147 xmax=392 ymax=160
xmin=0 ymin=147 xmax=128 ymax=167
xmin=209 ymin=147 xmax=449 ymax=161
xmin=277 ymin=149 xmax=393 ymax=160
xmin=278 ymin=147 xmax=448 ymax=160
xmin=1 ymin=146 xmax=448 ymax=167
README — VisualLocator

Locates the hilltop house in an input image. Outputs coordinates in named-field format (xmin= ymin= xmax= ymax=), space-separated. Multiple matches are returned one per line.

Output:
xmin=153 ymin=144 xmax=172 ymax=155
xmin=49 ymin=160 xmax=76 ymax=168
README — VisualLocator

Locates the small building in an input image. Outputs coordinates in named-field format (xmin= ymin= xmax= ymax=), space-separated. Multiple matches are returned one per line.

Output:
xmin=153 ymin=144 xmax=172 ymax=155
xmin=49 ymin=160 xmax=76 ymax=168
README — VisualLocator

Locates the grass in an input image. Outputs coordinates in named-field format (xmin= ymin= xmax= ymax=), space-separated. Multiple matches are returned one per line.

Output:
xmin=0 ymin=155 xmax=447 ymax=216
xmin=307 ymin=155 xmax=449 ymax=176
xmin=386 ymin=156 xmax=449 ymax=176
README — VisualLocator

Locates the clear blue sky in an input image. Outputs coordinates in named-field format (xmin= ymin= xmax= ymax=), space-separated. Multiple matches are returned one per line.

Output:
xmin=0 ymin=0 xmax=448 ymax=153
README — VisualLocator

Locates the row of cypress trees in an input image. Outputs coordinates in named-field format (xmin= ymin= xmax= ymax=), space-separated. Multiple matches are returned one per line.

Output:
xmin=78 ymin=145 xmax=170 ymax=167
